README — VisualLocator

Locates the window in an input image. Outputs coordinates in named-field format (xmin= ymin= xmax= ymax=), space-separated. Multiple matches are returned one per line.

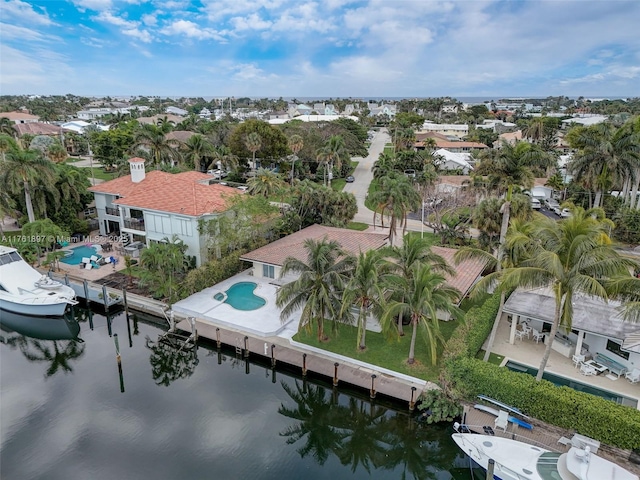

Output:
xmin=177 ymin=218 xmax=192 ymax=236
xmin=262 ymin=264 xmax=275 ymax=279
xmin=606 ymin=339 xmax=629 ymax=360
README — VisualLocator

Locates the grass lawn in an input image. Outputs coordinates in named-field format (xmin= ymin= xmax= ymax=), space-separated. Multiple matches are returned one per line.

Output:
xmin=476 ymin=350 xmax=505 ymax=366
xmin=331 ymin=161 xmax=359 ymax=192
xmin=383 ymin=145 xmax=394 ymax=155
xmin=347 ymin=222 xmax=369 ymax=231
xmin=293 ymin=318 xmax=463 ymax=382
xmin=86 ymin=168 xmax=117 ymax=182
xmin=363 ymin=178 xmax=380 ymax=210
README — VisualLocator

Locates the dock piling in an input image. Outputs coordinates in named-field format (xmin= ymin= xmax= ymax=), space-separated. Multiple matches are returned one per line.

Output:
xmin=102 ymin=285 xmax=109 ymax=312
xmin=370 ymin=374 xmax=377 ymax=399
xmin=409 ymin=386 xmax=417 ymax=411
xmin=82 ymin=279 xmax=89 ymax=304
xmin=216 ymin=328 xmax=221 ymax=348
xmin=486 ymin=459 xmax=495 ymax=480
xmin=333 ymin=362 xmax=339 ymax=387
xmin=243 ymin=336 xmax=249 ymax=358
xmin=302 ymin=353 xmax=307 ymax=376
xmin=270 ymin=344 xmax=276 ymax=367
xmin=114 ymin=334 xmax=121 ymax=365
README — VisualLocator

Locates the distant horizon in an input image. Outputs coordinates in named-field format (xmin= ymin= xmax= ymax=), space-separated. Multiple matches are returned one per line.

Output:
xmin=3 ymin=1 xmax=639 ymax=97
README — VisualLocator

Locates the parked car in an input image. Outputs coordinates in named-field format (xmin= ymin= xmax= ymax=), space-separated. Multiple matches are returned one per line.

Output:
xmin=345 ymin=175 xmax=355 ymax=183
xmin=544 ymin=198 xmax=560 ymax=212
xmin=530 ymin=198 xmax=541 ymax=210
xmin=237 ymin=186 xmax=249 ymax=192
xmin=560 ymin=208 xmax=572 ymax=218
xmin=207 ymin=169 xmax=228 ymax=179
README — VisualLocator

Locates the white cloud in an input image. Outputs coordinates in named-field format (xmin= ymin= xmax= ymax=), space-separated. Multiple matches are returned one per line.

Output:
xmin=94 ymin=11 xmax=138 ymax=28
xmin=81 ymin=37 xmax=106 ymax=48
xmin=71 ymin=0 xmax=113 ymax=12
xmin=200 ymin=0 xmax=286 ymax=20
xmin=0 ymin=44 xmax=74 ymax=93
xmin=122 ymin=27 xmax=152 ymax=43
xmin=160 ymin=20 xmax=226 ymax=41
xmin=229 ymin=13 xmax=273 ymax=32
xmin=2 ymin=0 xmax=55 ymax=25
xmin=141 ymin=13 xmax=157 ymax=26
xmin=0 ymin=22 xmax=58 ymax=42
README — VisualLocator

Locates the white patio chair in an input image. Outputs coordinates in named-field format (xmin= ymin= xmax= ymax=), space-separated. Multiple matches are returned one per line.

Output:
xmin=531 ymin=329 xmax=544 ymax=344
xmin=520 ymin=324 xmax=532 ymax=339
xmin=514 ymin=329 xmax=526 ymax=342
xmin=625 ymin=369 xmax=640 ymax=384
xmin=580 ymin=364 xmax=596 ymax=376
xmin=495 ymin=410 xmax=509 ymax=432
xmin=572 ymin=354 xmax=585 ymax=369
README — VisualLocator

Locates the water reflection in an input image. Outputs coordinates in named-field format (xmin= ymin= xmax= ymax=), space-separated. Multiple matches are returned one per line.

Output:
xmin=145 ymin=333 xmax=199 ymax=386
xmin=278 ymin=379 xmax=461 ymax=479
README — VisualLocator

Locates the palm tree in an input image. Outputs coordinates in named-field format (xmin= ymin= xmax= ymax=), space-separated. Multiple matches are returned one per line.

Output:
xmin=277 ymin=239 xmax=355 ymax=341
xmin=568 ymin=122 xmax=640 ymax=208
xmin=0 ymin=134 xmax=17 ymax=161
xmin=317 ymin=135 xmax=348 ymax=187
xmin=382 ymin=264 xmax=462 ymax=365
xmin=489 ymin=209 xmax=634 ymax=380
xmin=369 ymin=172 xmax=421 ymax=245
xmin=1 ymin=147 xmax=56 ymax=223
xmin=47 ymin=142 xmax=68 ymax=164
xmin=382 ymin=235 xmax=454 ymax=335
xmin=0 ymin=189 xmax=16 ymax=235
xmin=247 ymin=168 xmax=284 ymax=197
xmin=244 ymin=132 xmax=262 ymax=171
xmin=288 ymin=134 xmax=304 ymax=182
xmin=132 ymin=123 xmax=180 ymax=168
xmin=0 ymin=117 xmax=16 ymax=138
xmin=209 ymin=146 xmax=238 ymax=173
xmin=56 ymin=164 xmax=90 ymax=205
xmin=340 ymin=250 xmax=388 ymax=350
xmin=183 ymin=134 xmax=214 ymax=172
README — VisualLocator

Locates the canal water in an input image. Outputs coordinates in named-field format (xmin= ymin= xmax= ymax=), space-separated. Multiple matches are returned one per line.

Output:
xmin=0 ymin=307 xmax=475 ymax=480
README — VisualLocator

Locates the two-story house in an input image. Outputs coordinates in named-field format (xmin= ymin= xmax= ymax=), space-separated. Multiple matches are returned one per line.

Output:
xmin=88 ymin=158 xmax=240 ymax=266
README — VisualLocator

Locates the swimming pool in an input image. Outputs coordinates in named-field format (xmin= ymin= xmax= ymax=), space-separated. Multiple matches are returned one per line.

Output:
xmin=216 ymin=282 xmax=266 ymax=311
xmin=60 ymin=245 xmax=98 ymax=265
xmin=505 ymin=361 xmax=637 ymax=408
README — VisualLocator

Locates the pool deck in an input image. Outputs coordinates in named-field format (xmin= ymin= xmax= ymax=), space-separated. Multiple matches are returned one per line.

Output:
xmin=172 ymin=272 xmax=300 ymax=338
xmin=489 ymin=316 xmax=640 ymax=409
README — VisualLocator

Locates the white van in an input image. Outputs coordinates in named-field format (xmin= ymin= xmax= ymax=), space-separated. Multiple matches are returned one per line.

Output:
xmin=530 ymin=198 xmax=541 ymax=210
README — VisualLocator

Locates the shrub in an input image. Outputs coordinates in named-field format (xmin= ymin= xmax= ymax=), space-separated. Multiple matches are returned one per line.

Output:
xmin=417 ymin=389 xmax=463 ymax=424
xmin=445 ymin=357 xmax=640 ymax=450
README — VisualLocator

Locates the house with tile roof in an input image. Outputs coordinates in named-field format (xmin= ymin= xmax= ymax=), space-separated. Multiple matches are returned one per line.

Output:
xmin=88 ymin=158 xmax=240 ymax=266
xmin=1 ymin=111 xmax=40 ymax=124
xmin=240 ymin=224 xmax=486 ymax=321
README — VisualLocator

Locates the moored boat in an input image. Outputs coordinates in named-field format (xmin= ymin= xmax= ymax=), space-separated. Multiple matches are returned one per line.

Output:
xmin=0 ymin=245 xmax=78 ymax=316
xmin=451 ymin=433 xmax=638 ymax=480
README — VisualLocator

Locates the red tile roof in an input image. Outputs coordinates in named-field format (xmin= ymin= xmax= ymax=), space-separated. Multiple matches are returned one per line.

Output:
xmin=13 ymin=122 xmax=71 ymax=136
xmin=0 ymin=111 xmax=40 ymax=121
xmin=416 ymin=139 xmax=488 ymax=149
xmin=240 ymin=224 xmax=389 ymax=265
xmin=88 ymin=170 xmax=239 ymax=216
xmin=431 ymin=246 xmax=487 ymax=297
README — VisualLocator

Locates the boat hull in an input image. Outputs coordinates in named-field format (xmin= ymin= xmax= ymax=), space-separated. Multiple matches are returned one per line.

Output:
xmin=0 ymin=298 xmax=69 ymax=317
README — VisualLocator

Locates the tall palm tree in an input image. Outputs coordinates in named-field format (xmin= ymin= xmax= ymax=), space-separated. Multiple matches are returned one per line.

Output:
xmin=209 ymin=146 xmax=238 ymax=173
xmin=277 ymin=239 xmax=355 ymax=341
xmin=382 ymin=235 xmax=454 ymax=335
xmin=56 ymin=164 xmax=90 ymax=205
xmin=247 ymin=168 xmax=284 ymax=197
xmin=0 ymin=189 xmax=16 ymax=235
xmin=340 ymin=250 xmax=388 ymax=350
xmin=183 ymin=134 xmax=214 ymax=172
xmin=0 ymin=117 xmax=16 ymax=138
xmin=382 ymin=264 xmax=462 ymax=365
xmin=487 ymin=209 xmax=635 ymax=380
xmin=568 ymin=122 xmax=640 ymax=208
xmin=318 ymin=135 xmax=348 ymax=187
xmin=132 ymin=123 xmax=180 ymax=168
xmin=0 ymin=134 xmax=17 ymax=162
xmin=244 ymin=132 xmax=262 ymax=171
xmin=1 ymin=148 xmax=56 ymax=223
xmin=288 ymin=134 xmax=304 ymax=182
xmin=369 ymin=172 xmax=421 ymax=245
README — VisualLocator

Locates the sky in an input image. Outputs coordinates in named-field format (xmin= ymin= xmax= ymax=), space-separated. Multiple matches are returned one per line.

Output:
xmin=1 ymin=0 xmax=640 ymax=98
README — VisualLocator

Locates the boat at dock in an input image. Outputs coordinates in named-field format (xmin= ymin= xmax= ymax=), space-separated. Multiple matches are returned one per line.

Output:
xmin=0 ymin=246 xmax=78 ymax=316
xmin=451 ymin=433 xmax=638 ymax=480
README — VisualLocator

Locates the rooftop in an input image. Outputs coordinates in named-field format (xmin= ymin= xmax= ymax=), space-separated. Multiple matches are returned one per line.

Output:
xmin=88 ymin=170 xmax=240 ymax=216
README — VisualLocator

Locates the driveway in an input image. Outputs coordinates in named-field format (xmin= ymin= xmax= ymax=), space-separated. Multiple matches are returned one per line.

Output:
xmin=344 ymin=129 xmax=389 ymax=225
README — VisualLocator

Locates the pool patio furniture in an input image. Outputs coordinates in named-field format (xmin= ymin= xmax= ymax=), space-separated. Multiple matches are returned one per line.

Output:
xmin=531 ymin=328 xmax=544 ymax=344
xmin=515 ymin=329 xmax=527 ymax=341
xmin=594 ymin=352 xmax=628 ymax=378
xmin=625 ymin=369 xmax=640 ymax=384
xmin=572 ymin=354 xmax=585 ymax=369
xmin=495 ymin=410 xmax=508 ymax=432
xmin=584 ymin=360 xmax=608 ymax=375
xmin=580 ymin=364 xmax=597 ymax=376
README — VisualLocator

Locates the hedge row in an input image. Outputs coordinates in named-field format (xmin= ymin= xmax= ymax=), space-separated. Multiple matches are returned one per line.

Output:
xmin=443 ymin=293 xmax=500 ymax=361
xmin=446 ymin=357 xmax=640 ymax=450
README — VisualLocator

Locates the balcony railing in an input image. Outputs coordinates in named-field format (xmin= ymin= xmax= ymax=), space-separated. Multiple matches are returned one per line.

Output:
xmin=105 ymin=207 xmax=120 ymax=216
xmin=123 ymin=218 xmax=145 ymax=231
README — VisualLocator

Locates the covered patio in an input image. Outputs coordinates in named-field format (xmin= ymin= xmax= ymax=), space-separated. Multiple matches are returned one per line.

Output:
xmin=487 ymin=287 xmax=640 ymax=409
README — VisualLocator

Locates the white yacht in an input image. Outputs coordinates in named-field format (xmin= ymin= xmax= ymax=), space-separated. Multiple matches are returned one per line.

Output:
xmin=452 ymin=433 xmax=638 ymax=480
xmin=0 ymin=245 xmax=77 ymax=316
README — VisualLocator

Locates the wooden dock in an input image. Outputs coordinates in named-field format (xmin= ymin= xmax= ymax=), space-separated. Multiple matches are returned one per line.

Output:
xmin=174 ymin=317 xmax=435 ymax=405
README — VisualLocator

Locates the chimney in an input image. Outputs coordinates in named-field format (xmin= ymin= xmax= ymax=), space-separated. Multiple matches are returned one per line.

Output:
xmin=128 ymin=157 xmax=146 ymax=183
